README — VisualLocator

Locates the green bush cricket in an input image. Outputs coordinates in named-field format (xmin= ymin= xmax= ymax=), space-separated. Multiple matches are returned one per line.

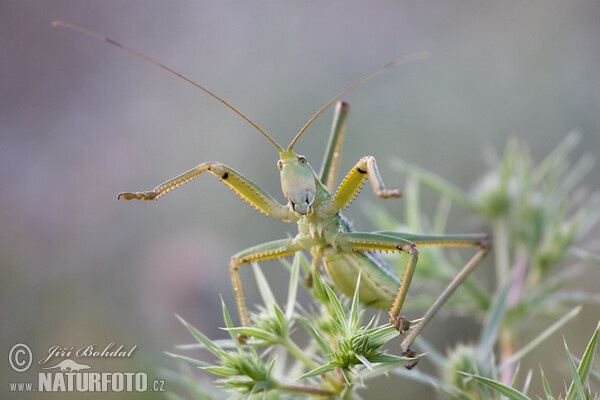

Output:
xmin=54 ymin=21 xmax=490 ymax=368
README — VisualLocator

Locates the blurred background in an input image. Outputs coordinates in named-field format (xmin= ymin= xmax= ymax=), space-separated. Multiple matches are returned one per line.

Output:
xmin=2 ymin=1 xmax=599 ymax=398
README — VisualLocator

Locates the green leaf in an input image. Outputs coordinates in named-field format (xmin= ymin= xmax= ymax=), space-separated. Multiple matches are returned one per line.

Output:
xmin=531 ymin=131 xmax=580 ymax=185
xmin=176 ymin=314 xmax=224 ymax=357
xmin=458 ymin=372 xmax=530 ymax=400
xmin=202 ymin=366 xmax=241 ymax=376
xmin=349 ymin=271 xmax=362 ymax=330
xmin=479 ymin=281 xmax=510 ymax=359
xmin=510 ymin=362 xmax=521 ymax=389
xmin=250 ymin=380 xmax=272 ymax=394
xmin=164 ymin=351 xmax=211 ymax=368
xmin=571 ymin=247 xmax=600 ymax=266
xmin=252 ymin=263 xmax=277 ymax=309
xmin=578 ymin=321 xmax=600 ymax=379
xmin=273 ymin=304 xmax=286 ymax=329
xmin=362 ymin=359 xmax=411 ymax=379
xmin=368 ymin=353 xmax=413 ymax=363
xmin=405 ymin=175 xmax=422 ymax=231
xmin=355 ymin=353 xmax=373 ymax=369
xmin=365 ymin=324 xmax=398 ymax=347
xmin=297 ymin=317 xmax=333 ymax=355
xmin=323 ymin=279 xmax=349 ymax=332
xmin=177 ymin=339 xmax=238 ymax=350
xmin=540 ymin=366 xmax=554 ymax=400
xmin=564 ymin=338 xmax=586 ymax=400
xmin=565 ymin=321 xmax=599 ymax=400
xmin=220 ymin=296 xmax=238 ymax=344
xmin=225 ymin=327 xmax=280 ymax=343
xmin=561 ymin=152 xmax=594 ymax=196
xmin=285 ymin=253 xmax=301 ymax=320
xmin=390 ymin=368 xmax=465 ymax=400
xmin=498 ymin=305 xmax=582 ymax=371
xmin=521 ymin=369 xmax=533 ymax=397
xmin=298 ymin=362 xmax=337 ymax=380
xmin=390 ymin=158 xmax=478 ymax=212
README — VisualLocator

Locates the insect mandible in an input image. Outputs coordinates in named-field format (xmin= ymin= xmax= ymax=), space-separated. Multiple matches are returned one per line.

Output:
xmin=54 ymin=21 xmax=490 ymax=368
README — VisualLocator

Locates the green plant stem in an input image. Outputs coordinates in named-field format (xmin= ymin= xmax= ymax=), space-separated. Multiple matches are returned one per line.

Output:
xmin=492 ymin=219 xmax=516 ymax=385
xmin=282 ymin=338 xmax=319 ymax=370
xmin=499 ymin=328 xmax=516 ymax=385
xmin=281 ymin=338 xmax=340 ymax=390
xmin=492 ymin=219 xmax=510 ymax=287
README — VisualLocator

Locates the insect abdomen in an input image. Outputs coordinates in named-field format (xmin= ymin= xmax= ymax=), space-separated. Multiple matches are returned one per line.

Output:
xmin=322 ymin=249 xmax=400 ymax=309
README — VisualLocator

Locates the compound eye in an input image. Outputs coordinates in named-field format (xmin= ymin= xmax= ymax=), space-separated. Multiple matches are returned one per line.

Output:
xmin=277 ymin=160 xmax=283 ymax=170
xmin=297 ymin=155 xmax=307 ymax=165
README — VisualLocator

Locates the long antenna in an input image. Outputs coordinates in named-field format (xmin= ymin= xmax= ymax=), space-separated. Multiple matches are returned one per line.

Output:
xmin=287 ymin=51 xmax=430 ymax=151
xmin=52 ymin=21 xmax=284 ymax=151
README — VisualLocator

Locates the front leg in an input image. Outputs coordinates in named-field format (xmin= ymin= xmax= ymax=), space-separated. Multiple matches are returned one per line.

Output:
xmin=230 ymin=239 xmax=303 ymax=329
xmin=118 ymin=161 xmax=297 ymax=222
xmin=323 ymin=156 xmax=401 ymax=214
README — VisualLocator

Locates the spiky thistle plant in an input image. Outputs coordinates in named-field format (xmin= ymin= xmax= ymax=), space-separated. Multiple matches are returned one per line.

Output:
xmin=168 ymin=133 xmax=599 ymax=399
xmin=385 ymin=132 xmax=600 ymax=397
xmin=168 ymin=254 xmax=416 ymax=398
